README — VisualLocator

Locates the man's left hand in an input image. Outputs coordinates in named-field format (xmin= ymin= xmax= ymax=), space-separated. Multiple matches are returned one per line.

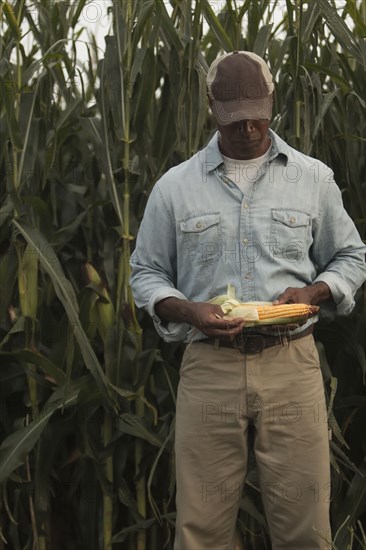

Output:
xmin=273 ymin=282 xmax=332 ymax=306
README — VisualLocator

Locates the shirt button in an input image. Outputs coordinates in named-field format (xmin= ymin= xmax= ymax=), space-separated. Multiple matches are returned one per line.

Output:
xmin=242 ymin=238 xmax=249 ymax=244
xmin=244 ymin=273 xmax=251 ymax=279
xmin=289 ymin=216 xmax=296 ymax=224
xmin=243 ymin=202 xmax=249 ymax=209
xmin=196 ymin=221 xmax=202 ymax=228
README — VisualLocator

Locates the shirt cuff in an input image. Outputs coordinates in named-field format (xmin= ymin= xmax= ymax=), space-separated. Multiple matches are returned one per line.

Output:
xmin=313 ymin=272 xmax=355 ymax=316
xmin=147 ymin=288 xmax=191 ymax=342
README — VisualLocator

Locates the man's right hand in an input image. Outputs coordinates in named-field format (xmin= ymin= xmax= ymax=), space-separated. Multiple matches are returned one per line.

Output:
xmin=155 ymin=298 xmax=246 ymax=340
xmin=189 ymin=302 xmax=246 ymax=339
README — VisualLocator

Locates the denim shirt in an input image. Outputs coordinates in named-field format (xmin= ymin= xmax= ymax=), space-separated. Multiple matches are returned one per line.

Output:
xmin=130 ymin=130 xmax=366 ymax=342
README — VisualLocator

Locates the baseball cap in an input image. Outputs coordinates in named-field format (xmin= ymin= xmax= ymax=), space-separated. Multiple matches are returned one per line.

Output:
xmin=206 ymin=51 xmax=274 ymax=124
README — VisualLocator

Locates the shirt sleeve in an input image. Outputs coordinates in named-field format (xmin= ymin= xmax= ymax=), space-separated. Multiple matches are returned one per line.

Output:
xmin=312 ymin=171 xmax=366 ymax=316
xmin=130 ymin=183 xmax=191 ymax=342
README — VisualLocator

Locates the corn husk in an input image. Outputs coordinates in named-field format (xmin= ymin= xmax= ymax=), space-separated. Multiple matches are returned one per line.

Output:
xmin=225 ymin=301 xmax=319 ymax=325
xmin=209 ymin=286 xmax=319 ymax=326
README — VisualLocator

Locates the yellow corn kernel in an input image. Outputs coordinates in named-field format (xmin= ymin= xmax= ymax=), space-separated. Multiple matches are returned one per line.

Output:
xmin=256 ymin=304 xmax=318 ymax=320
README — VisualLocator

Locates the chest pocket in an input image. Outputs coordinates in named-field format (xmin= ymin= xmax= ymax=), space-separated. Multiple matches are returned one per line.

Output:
xmin=179 ymin=213 xmax=221 ymax=264
xmin=270 ymin=209 xmax=311 ymax=262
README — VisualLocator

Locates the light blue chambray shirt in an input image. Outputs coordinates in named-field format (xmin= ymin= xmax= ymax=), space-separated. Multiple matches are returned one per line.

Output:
xmin=130 ymin=130 xmax=366 ymax=342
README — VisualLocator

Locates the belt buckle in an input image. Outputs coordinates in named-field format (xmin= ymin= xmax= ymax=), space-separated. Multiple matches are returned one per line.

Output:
xmin=236 ymin=334 xmax=266 ymax=354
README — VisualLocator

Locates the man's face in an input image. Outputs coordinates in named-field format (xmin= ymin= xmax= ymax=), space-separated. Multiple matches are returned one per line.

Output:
xmin=215 ymin=118 xmax=271 ymax=160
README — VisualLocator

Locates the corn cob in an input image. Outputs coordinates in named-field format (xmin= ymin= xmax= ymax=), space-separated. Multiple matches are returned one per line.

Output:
xmin=255 ymin=303 xmax=318 ymax=320
xmin=209 ymin=286 xmax=319 ymax=325
xmin=224 ymin=302 xmax=319 ymax=325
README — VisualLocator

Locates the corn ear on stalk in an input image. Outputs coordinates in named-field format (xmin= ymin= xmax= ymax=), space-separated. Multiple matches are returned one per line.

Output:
xmin=84 ymin=262 xmax=115 ymax=341
xmin=17 ymin=243 xmax=38 ymax=318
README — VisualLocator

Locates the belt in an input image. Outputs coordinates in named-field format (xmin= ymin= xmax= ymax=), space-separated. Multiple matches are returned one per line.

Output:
xmin=199 ymin=325 xmax=314 ymax=355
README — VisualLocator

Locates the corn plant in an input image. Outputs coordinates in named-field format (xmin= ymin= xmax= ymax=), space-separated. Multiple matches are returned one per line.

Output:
xmin=0 ymin=1 xmax=365 ymax=548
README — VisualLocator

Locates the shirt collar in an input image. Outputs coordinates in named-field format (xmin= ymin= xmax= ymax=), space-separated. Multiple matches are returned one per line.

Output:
xmin=201 ymin=129 xmax=289 ymax=175
xmin=268 ymin=129 xmax=290 ymax=163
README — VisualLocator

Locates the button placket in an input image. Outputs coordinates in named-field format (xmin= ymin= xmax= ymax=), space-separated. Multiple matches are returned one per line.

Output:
xmin=240 ymin=199 xmax=254 ymax=300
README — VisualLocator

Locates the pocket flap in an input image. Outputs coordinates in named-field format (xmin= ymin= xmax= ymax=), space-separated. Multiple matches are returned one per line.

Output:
xmin=272 ymin=209 xmax=310 ymax=228
xmin=180 ymin=213 xmax=220 ymax=233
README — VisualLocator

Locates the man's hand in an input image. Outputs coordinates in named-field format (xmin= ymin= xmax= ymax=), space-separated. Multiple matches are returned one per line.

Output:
xmin=155 ymin=297 xmax=245 ymax=340
xmin=273 ymin=282 xmax=332 ymax=305
xmin=190 ymin=302 xmax=246 ymax=340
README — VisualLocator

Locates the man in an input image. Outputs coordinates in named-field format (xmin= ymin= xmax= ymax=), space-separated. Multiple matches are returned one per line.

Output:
xmin=130 ymin=51 xmax=366 ymax=549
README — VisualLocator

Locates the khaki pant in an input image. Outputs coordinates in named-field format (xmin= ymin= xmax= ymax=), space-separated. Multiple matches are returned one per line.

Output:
xmin=174 ymin=335 xmax=331 ymax=550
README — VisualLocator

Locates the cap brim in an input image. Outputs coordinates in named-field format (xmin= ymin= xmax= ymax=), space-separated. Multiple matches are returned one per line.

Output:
xmin=211 ymin=96 xmax=272 ymax=125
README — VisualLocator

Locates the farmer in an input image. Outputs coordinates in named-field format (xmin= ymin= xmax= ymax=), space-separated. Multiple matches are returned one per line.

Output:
xmin=130 ymin=51 xmax=366 ymax=549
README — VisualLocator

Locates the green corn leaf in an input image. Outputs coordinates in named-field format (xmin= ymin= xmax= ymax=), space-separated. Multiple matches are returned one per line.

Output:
xmin=156 ymin=0 xmax=183 ymax=53
xmin=70 ymin=0 xmax=88 ymax=28
xmin=253 ymin=25 xmax=273 ymax=58
xmin=117 ymin=413 xmax=163 ymax=448
xmin=101 ymin=37 xmax=123 ymax=139
xmin=202 ymin=1 xmax=234 ymax=52
xmin=147 ymin=421 xmax=175 ymax=521
xmin=191 ymin=65 xmax=208 ymax=153
xmin=0 ymin=376 xmax=88 ymax=482
xmin=99 ymin=55 xmax=125 ymax=227
xmin=0 ymin=350 xmax=65 ymax=385
xmin=112 ymin=518 xmax=156 ymax=543
xmin=49 ymin=208 xmax=91 ymax=245
xmin=239 ymin=494 xmax=268 ymax=529
xmin=12 ymin=219 xmax=117 ymax=408
xmin=0 ymin=315 xmax=27 ymax=348
xmin=125 ymin=382 xmax=158 ymax=424
xmin=0 ymin=243 xmax=18 ymax=320
xmin=311 ymin=89 xmax=340 ymax=141
xmin=21 ymin=40 xmax=68 ymax=85
xmin=317 ymin=0 xmax=364 ymax=65
xmin=327 ymin=377 xmax=349 ymax=448
xmin=131 ymin=0 xmax=155 ymax=54
xmin=330 ymin=441 xmax=360 ymax=475
xmin=55 ymin=97 xmax=82 ymax=132
xmin=333 ymin=463 xmax=366 ymax=547
xmin=0 ymin=75 xmax=23 ymax=150
xmin=17 ymin=76 xmax=46 ymax=191
xmin=132 ymin=48 xmax=156 ymax=134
